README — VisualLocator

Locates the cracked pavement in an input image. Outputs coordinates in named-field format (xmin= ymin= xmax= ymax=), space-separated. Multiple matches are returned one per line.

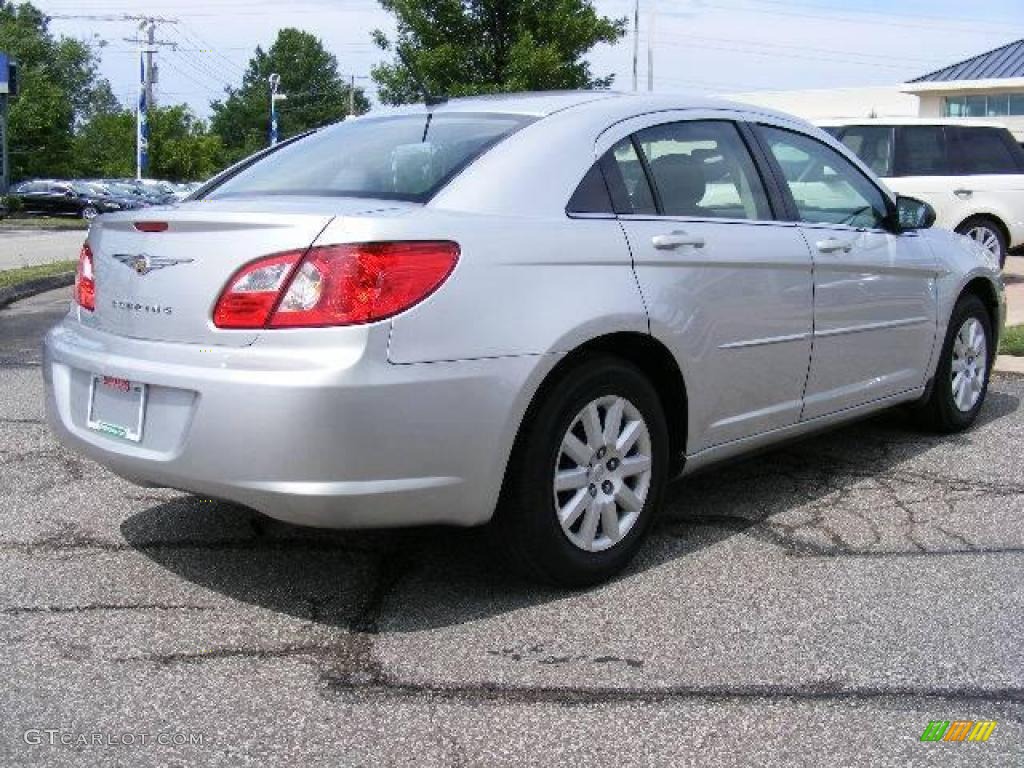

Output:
xmin=1 ymin=288 xmax=1022 ymax=766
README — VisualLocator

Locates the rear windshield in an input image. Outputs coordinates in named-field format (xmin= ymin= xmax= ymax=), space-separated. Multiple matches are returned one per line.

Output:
xmin=205 ymin=113 xmax=533 ymax=203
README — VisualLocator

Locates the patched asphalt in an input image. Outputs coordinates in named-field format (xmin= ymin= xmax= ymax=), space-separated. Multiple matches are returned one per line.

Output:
xmin=1 ymin=287 xmax=1021 ymax=766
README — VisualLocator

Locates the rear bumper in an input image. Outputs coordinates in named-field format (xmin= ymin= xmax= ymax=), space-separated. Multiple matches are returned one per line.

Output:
xmin=43 ymin=318 xmax=541 ymax=528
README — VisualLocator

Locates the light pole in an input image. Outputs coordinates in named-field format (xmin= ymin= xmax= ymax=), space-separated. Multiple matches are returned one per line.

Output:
xmin=269 ymin=73 xmax=287 ymax=146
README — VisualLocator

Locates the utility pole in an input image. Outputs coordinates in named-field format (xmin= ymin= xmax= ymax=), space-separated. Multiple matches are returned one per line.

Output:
xmin=49 ymin=14 xmax=178 ymax=180
xmin=647 ymin=0 xmax=657 ymax=92
xmin=632 ymin=0 xmax=640 ymax=92
xmin=269 ymin=74 xmax=286 ymax=146
xmin=127 ymin=18 xmax=177 ymax=179
xmin=349 ymin=74 xmax=355 ymax=117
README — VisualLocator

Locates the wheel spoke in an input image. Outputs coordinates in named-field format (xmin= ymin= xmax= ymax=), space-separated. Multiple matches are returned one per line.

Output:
xmin=603 ymin=397 xmax=624 ymax=445
xmin=559 ymin=488 xmax=590 ymax=528
xmin=581 ymin=403 xmax=603 ymax=451
xmin=616 ymin=420 xmax=642 ymax=455
xmin=561 ymin=433 xmax=591 ymax=466
xmin=619 ymin=455 xmax=651 ymax=478
xmin=579 ymin=502 xmax=600 ymax=548
xmin=615 ymin=484 xmax=643 ymax=512
xmin=599 ymin=500 xmax=620 ymax=543
xmin=555 ymin=467 xmax=589 ymax=491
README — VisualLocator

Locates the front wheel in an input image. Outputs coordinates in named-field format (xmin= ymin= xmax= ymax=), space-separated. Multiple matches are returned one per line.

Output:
xmin=81 ymin=206 xmax=99 ymax=221
xmin=915 ymin=294 xmax=993 ymax=432
xmin=492 ymin=357 xmax=669 ymax=587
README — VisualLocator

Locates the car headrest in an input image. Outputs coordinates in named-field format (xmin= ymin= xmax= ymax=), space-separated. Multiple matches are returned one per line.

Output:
xmin=650 ymin=154 xmax=707 ymax=215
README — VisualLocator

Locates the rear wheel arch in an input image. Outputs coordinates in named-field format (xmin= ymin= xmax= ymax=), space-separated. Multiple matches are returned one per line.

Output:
xmin=507 ymin=333 xmax=689 ymax=486
xmin=955 ymin=212 xmax=1009 ymax=243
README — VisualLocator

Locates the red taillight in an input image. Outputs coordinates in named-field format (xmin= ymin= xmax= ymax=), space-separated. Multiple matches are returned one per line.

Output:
xmin=75 ymin=243 xmax=95 ymax=311
xmin=213 ymin=241 xmax=459 ymax=330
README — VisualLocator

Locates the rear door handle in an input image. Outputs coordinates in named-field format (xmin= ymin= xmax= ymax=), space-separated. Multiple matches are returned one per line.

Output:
xmin=815 ymin=238 xmax=853 ymax=254
xmin=954 ymin=188 xmax=973 ymax=198
xmin=652 ymin=231 xmax=706 ymax=250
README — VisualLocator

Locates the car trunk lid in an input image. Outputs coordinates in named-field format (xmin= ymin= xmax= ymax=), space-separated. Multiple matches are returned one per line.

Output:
xmin=81 ymin=197 xmax=410 ymax=346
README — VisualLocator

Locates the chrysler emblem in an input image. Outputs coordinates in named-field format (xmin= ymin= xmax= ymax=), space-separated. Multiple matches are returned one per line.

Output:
xmin=112 ymin=253 xmax=194 ymax=276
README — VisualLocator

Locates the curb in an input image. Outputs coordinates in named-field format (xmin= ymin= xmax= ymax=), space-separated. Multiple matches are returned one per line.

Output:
xmin=0 ymin=272 xmax=75 ymax=310
xmin=994 ymin=356 xmax=1024 ymax=376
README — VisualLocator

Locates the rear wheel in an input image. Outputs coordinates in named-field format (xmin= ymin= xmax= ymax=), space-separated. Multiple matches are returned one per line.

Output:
xmin=492 ymin=357 xmax=669 ymax=587
xmin=915 ymin=294 xmax=993 ymax=432
xmin=956 ymin=217 xmax=1007 ymax=269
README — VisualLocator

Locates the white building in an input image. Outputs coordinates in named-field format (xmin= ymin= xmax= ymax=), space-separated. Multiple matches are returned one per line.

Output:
xmin=731 ymin=38 xmax=1024 ymax=142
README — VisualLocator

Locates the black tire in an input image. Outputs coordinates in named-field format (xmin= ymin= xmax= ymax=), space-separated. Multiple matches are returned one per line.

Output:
xmin=491 ymin=357 xmax=669 ymax=588
xmin=915 ymin=294 xmax=993 ymax=433
xmin=955 ymin=216 xmax=1007 ymax=269
xmin=81 ymin=206 xmax=99 ymax=221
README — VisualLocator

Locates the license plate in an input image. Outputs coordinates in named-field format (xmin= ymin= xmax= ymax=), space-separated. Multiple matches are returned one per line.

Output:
xmin=87 ymin=375 xmax=147 ymax=442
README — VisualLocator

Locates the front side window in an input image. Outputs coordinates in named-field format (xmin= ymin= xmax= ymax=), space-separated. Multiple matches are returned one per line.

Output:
xmin=758 ymin=125 xmax=889 ymax=229
xmin=834 ymin=125 xmax=894 ymax=178
xmin=205 ymin=113 xmax=532 ymax=203
xmin=631 ymin=120 xmax=771 ymax=220
xmin=895 ymin=126 xmax=951 ymax=177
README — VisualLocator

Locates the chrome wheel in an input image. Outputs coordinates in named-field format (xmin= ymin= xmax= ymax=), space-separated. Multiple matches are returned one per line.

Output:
xmin=553 ymin=395 xmax=653 ymax=553
xmin=82 ymin=206 xmax=98 ymax=221
xmin=951 ymin=317 xmax=987 ymax=413
xmin=965 ymin=225 xmax=1001 ymax=260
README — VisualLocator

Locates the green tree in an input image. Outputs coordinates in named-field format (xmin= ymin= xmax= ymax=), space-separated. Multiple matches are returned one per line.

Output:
xmin=73 ymin=104 xmax=224 ymax=181
xmin=371 ymin=0 xmax=626 ymax=105
xmin=0 ymin=2 xmax=109 ymax=180
xmin=210 ymin=28 xmax=369 ymax=165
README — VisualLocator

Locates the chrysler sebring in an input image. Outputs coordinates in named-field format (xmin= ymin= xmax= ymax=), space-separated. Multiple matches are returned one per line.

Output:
xmin=43 ymin=92 xmax=1005 ymax=586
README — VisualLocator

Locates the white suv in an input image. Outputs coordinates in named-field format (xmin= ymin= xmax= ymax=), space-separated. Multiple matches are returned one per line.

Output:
xmin=819 ymin=119 xmax=1024 ymax=267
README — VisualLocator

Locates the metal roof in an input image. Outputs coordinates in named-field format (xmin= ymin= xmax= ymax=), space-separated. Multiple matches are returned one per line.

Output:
xmin=910 ymin=39 xmax=1024 ymax=82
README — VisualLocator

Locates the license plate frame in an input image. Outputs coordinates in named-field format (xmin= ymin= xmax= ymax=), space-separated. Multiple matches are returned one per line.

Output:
xmin=86 ymin=375 xmax=147 ymax=443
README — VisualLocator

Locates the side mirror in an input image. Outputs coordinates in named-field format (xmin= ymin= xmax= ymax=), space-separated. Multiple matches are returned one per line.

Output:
xmin=895 ymin=195 xmax=935 ymax=232
xmin=64 ymin=191 xmax=74 ymax=198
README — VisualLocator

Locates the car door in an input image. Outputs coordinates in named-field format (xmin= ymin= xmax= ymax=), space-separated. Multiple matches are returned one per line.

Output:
xmin=600 ymin=114 xmax=814 ymax=451
xmin=17 ymin=182 xmax=47 ymax=214
xmin=753 ymin=123 xmax=938 ymax=420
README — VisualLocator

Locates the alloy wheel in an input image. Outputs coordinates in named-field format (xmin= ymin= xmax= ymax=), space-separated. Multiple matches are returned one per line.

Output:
xmin=965 ymin=226 xmax=1001 ymax=260
xmin=951 ymin=317 xmax=987 ymax=413
xmin=552 ymin=395 xmax=653 ymax=553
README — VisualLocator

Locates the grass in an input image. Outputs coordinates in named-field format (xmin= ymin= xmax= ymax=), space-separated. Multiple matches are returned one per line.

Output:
xmin=999 ymin=324 xmax=1024 ymax=357
xmin=0 ymin=215 xmax=88 ymax=231
xmin=0 ymin=260 xmax=78 ymax=290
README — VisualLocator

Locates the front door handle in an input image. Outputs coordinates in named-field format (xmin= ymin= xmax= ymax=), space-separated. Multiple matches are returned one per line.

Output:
xmin=652 ymin=231 xmax=706 ymax=250
xmin=815 ymin=238 xmax=853 ymax=254
xmin=954 ymin=188 xmax=973 ymax=198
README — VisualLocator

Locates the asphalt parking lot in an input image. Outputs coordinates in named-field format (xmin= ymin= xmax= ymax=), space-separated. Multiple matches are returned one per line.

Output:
xmin=1 ymin=287 xmax=1022 ymax=767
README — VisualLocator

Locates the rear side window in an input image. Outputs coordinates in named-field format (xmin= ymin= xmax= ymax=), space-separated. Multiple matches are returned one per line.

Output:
xmin=205 ymin=113 xmax=532 ymax=203
xmin=632 ymin=120 xmax=771 ymax=220
xmin=603 ymin=138 xmax=658 ymax=215
xmin=951 ymin=127 xmax=1024 ymax=174
xmin=833 ymin=125 xmax=894 ymax=178
xmin=894 ymin=126 xmax=951 ymax=177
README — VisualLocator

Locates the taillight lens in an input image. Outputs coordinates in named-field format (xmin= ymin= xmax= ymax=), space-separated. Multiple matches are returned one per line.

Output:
xmin=213 ymin=241 xmax=459 ymax=329
xmin=75 ymin=243 xmax=95 ymax=311
xmin=212 ymin=251 xmax=303 ymax=329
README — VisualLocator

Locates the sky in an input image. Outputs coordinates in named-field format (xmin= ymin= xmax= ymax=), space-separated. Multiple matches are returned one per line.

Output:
xmin=29 ymin=0 xmax=1024 ymax=119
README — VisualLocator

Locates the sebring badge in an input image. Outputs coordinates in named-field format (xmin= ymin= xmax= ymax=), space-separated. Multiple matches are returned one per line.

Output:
xmin=112 ymin=253 xmax=194 ymax=276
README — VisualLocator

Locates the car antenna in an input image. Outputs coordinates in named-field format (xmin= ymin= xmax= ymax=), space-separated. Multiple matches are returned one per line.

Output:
xmin=397 ymin=47 xmax=447 ymax=108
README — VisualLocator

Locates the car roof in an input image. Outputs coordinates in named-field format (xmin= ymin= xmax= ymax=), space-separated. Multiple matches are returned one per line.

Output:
xmin=359 ymin=90 xmax=789 ymax=121
xmin=815 ymin=117 xmax=1009 ymax=129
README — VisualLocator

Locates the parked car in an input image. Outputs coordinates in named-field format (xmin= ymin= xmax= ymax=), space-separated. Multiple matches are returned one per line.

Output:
xmin=818 ymin=119 xmax=1024 ymax=267
xmin=69 ymin=182 xmax=146 ymax=213
xmin=9 ymin=180 xmax=130 ymax=220
xmin=43 ymin=93 xmax=1004 ymax=586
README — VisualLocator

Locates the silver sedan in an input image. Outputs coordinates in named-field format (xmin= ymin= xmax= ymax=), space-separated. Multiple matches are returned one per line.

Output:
xmin=43 ymin=92 xmax=1005 ymax=586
